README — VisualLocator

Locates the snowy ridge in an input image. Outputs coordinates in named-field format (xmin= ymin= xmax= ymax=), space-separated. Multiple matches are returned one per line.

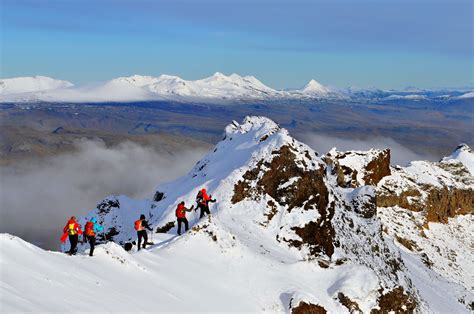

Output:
xmin=1 ymin=117 xmax=473 ymax=312
xmin=441 ymin=143 xmax=474 ymax=175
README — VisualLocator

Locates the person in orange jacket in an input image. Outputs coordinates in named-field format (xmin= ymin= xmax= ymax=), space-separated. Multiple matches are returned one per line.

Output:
xmin=62 ymin=216 xmax=83 ymax=255
xmin=196 ymin=188 xmax=216 ymax=219
xmin=175 ymin=201 xmax=194 ymax=235
xmin=83 ymin=217 xmax=104 ymax=257
xmin=134 ymin=214 xmax=153 ymax=251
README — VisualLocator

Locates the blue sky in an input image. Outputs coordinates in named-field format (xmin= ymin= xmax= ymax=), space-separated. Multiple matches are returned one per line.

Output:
xmin=1 ymin=0 xmax=472 ymax=89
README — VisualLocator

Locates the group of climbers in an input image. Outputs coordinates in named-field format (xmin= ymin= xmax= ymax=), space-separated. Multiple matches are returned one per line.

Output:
xmin=175 ymin=188 xmax=216 ymax=234
xmin=196 ymin=188 xmax=216 ymax=218
xmin=60 ymin=216 xmax=103 ymax=256
xmin=61 ymin=188 xmax=217 ymax=255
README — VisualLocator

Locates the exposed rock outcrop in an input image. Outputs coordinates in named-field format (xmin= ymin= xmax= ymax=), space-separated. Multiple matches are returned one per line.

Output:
xmin=325 ymin=148 xmax=391 ymax=187
xmin=376 ymin=158 xmax=474 ymax=224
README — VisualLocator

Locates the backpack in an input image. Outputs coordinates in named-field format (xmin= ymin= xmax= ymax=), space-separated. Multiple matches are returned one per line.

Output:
xmin=85 ymin=221 xmax=95 ymax=236
xmin=67 ymin=223 xmax=76 ymax=235
xmin=134 ymin=219 xmax=143 ymax=231
xmin=176 ymin=204 xmax=185 ymax=218
xmin=196 ymin=191 xmax=203 ymax=203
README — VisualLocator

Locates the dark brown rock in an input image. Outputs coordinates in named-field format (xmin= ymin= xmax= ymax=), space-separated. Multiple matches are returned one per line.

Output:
xmin=291 ymin=301 xmax=327 ymax=314
xmin=155 ymin=221 xmax=175 ymax=233
xmin=231 ymin=145 xmax=334 ymax=257
xmin=337 ymin=293 xmax=362 ymax=313
xmin=371 ymin=287 xmax=417 ymax=314
xmin=377 ymin=186 xmax=474 ymax=224
xmin=363 ymin=149 xmax=391 ymax=185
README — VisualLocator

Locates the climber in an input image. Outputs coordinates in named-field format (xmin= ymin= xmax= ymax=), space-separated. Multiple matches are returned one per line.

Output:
xmin=61 ymin=216 xmax=83 ymax=255
xmin=83 ymin=217 xmax=104 ymax=257
xmin=196 ymin=188 xmax=216 ymax=219
xmin=175 ymin=201 xmax=194 ymax=235
xmin=134 ymin=214 xmax=153 ymax=250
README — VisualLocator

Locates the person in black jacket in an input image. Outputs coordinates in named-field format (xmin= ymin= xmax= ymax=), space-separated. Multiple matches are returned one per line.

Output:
xmin=135 ymin=214 xmax=153 ymax=250
xmin=196 ymin=188 xmax=216 ymax=219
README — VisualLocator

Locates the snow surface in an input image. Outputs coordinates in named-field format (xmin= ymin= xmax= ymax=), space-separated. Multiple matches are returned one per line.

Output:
xmin=378 ymin=207 xmax=474 ymax=309
xmin=0 ymin=232 xmax=380 ymax=312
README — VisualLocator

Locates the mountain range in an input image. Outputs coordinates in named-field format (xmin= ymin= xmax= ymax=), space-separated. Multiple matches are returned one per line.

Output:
xmin=1 ymin=74 xmax=472 ymax=103
xmin=1 ymin=116 xmax=473 ymax=312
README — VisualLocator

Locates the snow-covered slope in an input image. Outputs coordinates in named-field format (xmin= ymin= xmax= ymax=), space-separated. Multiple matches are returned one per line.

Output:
xmin=441 ymin=143 xmax=474 ymax=175
xmin=0 ymin=76 xmax=73 ymax=95
xmin=1 ymin=117 xmax=473 ymax=312
xmin=324 ymin=144 xmax=474 ymax=311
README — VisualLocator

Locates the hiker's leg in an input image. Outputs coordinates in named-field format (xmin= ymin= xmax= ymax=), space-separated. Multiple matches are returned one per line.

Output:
xmin=70 ymin=235 xmax=78 ymax=254
xmin=137 ymin=232 xmax=142 ymax=250
xmin=143 ymin=231 xmax=148 ymax=248
xmin=67 ymin=235 xmax=74 ymax=253
xmin=184 ymin=218 xmax=189 ymax=232
xmin=177 ymin=218 xmax=182 ymax=235
xmin=89 ymin=236 xmax=96 ymax=256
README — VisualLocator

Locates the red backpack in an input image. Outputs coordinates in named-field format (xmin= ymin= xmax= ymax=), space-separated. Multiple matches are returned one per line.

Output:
xmin=176 ymin=204 xmax=186 ymax=218
xmin=134 ymin=219 xmax=143 ymax=231
xmin=85 ymin=221 xmax=95 ymax=236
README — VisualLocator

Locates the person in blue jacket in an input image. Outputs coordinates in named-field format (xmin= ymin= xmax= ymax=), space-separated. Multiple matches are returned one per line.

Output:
xmin=83 ymin=217 xmax=104 ymax=256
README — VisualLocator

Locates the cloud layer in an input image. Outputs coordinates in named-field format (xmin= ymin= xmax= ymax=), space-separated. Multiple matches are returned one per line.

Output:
xmin=0 ymin=139 xmax=206 ymax=250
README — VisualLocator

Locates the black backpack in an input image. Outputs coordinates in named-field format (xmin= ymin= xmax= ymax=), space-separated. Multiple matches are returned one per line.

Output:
xmin=196 ymin=191 xmax=203 ymax=203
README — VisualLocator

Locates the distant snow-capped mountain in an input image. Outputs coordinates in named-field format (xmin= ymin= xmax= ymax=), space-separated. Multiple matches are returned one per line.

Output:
xmin=0 ymin=74 xmax=471 ymax=103
xmin=301 ymin=79 xmax=331 ymax=95
xmin=146 ymin=72 xmax=280 ymax=99
xmin=458 ymin=91 xmax=474 ymax=99
xmin=0 ymin=73 xmax=285 ymax=103
xmin=0 ymin=76 xmax=73 ymax=95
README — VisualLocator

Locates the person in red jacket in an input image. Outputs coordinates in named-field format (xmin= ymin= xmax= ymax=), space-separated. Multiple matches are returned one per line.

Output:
xmin=175 ymin=201 xmax=194 ymax=235
xmin=62 ymin=216 xmax=83 ymax=255
xmin=196 ymin=188 xmax=216 ymax=219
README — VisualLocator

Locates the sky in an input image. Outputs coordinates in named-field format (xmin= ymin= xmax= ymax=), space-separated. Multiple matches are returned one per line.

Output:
xmin=0 ymin=0 xmax=472 ymax=89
